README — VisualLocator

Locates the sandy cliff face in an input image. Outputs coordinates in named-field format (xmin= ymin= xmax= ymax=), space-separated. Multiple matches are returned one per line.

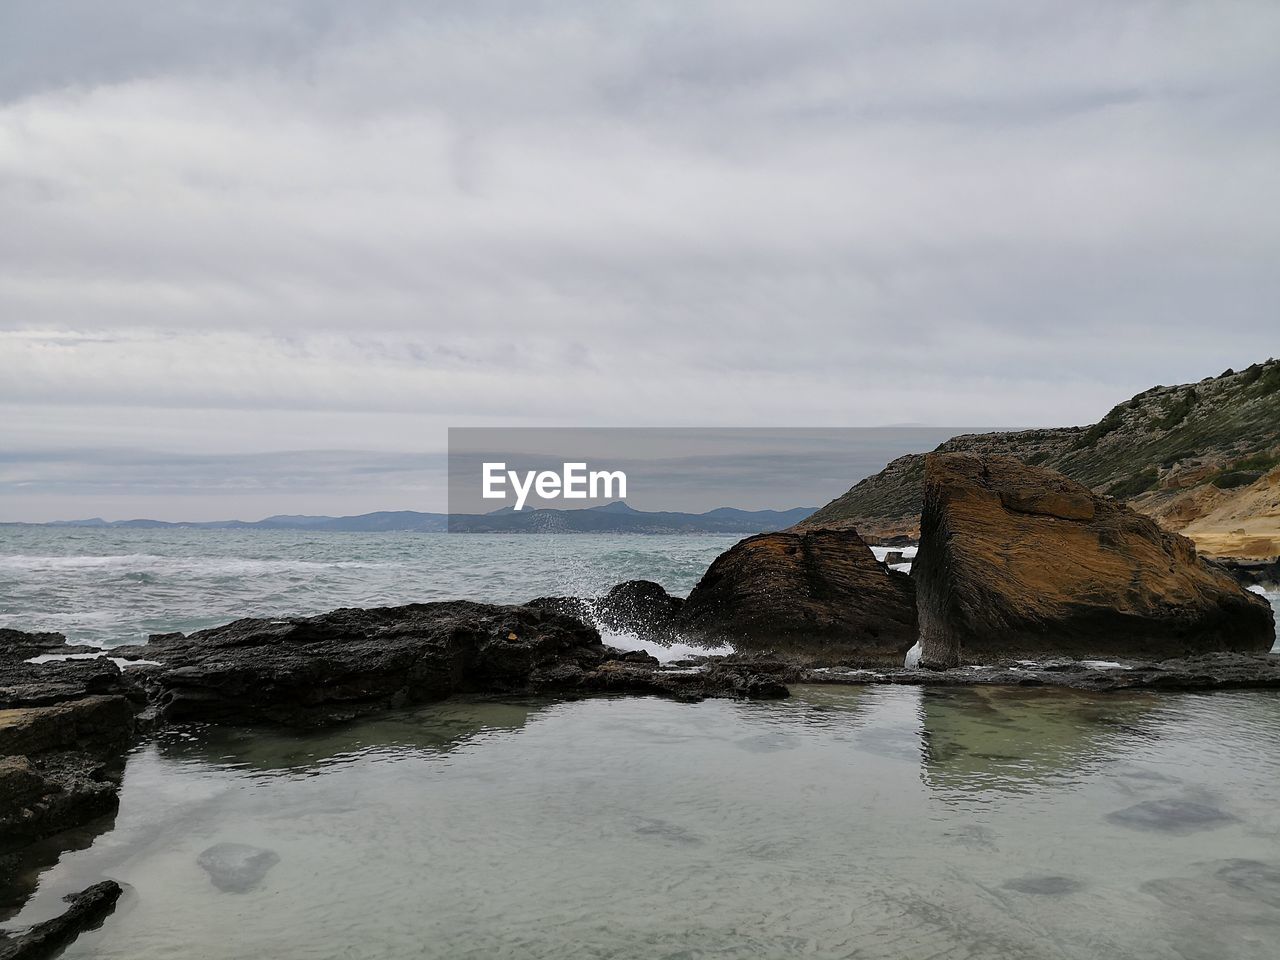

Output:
xmin=1175 ymin=466 xmax=1280 ymax=558
xmin=803 ymin=359 xmax=1280 ymax=558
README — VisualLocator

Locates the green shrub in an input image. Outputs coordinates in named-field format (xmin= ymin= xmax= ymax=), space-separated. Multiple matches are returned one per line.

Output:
xmin=1212 ymin=470 xmax=1261 ymax=489
xmin=1157 ymin=387 xmax=1197 ymax=430
xmin=1108 ymin=469 xmax=1159 ymax=499
xmin=1254 ymin=365 xmax=1280 ymax=395
xmin=1228 ymin=450 xmax=1280 ymax=473
xmin=1073 ymin=406 xmax=1126 ymax=449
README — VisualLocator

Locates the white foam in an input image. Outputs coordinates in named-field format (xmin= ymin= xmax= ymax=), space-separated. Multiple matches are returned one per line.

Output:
xmin=1082 ymin=660 xmax=1131 ymax=671
xmin=25 ymin=651 xmax=160 ymax=668
xmin=812 ymin=667 xmax=885 ymax=678
xmin=596 ymin=627 xmax=733 ymax=664
xmin=0 ymin=554 xmax=387 ymax=575
xmin=888 ymin=562 xmax=912 ymax=573
xmin=903 ymin=641 xmax=922 ymax=667
xmin=870 ymin=546 xmax=918 ymax=562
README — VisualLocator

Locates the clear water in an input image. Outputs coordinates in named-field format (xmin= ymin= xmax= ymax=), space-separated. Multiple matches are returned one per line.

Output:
xmin=10 ymin=686 xmax=1280 ymax=959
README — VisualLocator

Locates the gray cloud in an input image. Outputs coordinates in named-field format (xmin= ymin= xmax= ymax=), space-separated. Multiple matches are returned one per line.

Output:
xmin=1 ymin=1 xmax=1277 ymax=520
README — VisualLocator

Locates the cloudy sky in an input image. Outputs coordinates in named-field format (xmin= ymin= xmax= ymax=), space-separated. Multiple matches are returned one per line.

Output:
xmin=2 ymin=1 xmax=1278 ymax=520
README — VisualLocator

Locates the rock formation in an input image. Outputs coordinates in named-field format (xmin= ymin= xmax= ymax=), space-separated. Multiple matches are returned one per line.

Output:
xmin=0 ymin=631 xmax=134 ymax=922
xmin=912 ymin=454 xmax=1276 ymax=666
xmin=593 ymin=580 xmax=684 ymax=639
xmin=113 ymin=600 xmax=790 ymax=726
xmin=801 ymin=359 xmax=1280 ymax=555
xmin=677 ymin=528 xmax=918 ymax=664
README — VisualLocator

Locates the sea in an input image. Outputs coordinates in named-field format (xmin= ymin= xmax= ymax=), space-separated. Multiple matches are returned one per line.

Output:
xmin=2 ymin=526 xmax=1279 ymax=959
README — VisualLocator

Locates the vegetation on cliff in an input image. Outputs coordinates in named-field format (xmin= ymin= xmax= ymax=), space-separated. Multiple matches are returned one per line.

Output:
xmin=803 ymin=359 xmax=1280 ymax=555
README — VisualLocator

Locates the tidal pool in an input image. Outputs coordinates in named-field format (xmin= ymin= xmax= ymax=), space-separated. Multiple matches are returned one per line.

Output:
xmin=9 ymin=686 xmax=1280 ymax=959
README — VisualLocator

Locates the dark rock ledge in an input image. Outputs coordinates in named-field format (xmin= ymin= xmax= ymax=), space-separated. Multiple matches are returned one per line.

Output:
xmin=1 ymin=575 xmax=1277 ymax=949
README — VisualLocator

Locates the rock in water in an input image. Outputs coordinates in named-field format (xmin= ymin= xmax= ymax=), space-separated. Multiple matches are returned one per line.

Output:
xmin=677 ymin=528 xmax=918 ymax=664
xmin=113 ymin=601 xmax=617 ymax=725
xmin=594 ymin=580 xmax=684 ymax=638
xmin=197 ymin=843 xmax=280 ymax=893
xmin=0 ymin=880 xmax=122 ymax=959
xmin=913 ymin=454 xmax=1276 ymax=667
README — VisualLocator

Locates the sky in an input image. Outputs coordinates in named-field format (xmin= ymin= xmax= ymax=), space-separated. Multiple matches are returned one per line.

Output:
xmin=2 ymin=1 xmax=1278 ymax=521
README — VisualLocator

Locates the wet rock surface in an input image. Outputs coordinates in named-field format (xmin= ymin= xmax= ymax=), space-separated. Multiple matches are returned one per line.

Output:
xmin=0 ymin=880 xmax=121 ymax=959
xmin=913 ymin=454 xmax=1275 ymax=666
xmin=1210 ymin=556 xmax=1280 ymax=591
xmin=0 ymin=634 xmax=136 ymax=909
xmin=797 ymin=651 xmax=1280 ymax=692
xmin=594 ymin=580 xmax=684 ymax=639
xmin=677 ymin=528 xmax=918 ymax=664
xmin=113 ymin=600 xmax=792 ymax=726
xmin=197 ymin=842 xmax=280 ymax=893
xmin=0 ymin=634 xmax=70 ymax=662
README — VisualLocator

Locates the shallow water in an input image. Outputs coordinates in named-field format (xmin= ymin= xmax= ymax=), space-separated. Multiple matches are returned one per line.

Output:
xmin=9 ymin=686 xmax=1280 ymax=959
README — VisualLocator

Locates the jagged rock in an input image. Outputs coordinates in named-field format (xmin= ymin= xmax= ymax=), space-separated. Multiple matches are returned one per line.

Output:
xmin=112 ymin=601 xmax=616 ymax=726
xmin=0 ymin=658 xmax=138 ymax=711
xmin=0 ymin=880 xmax=121 ymax=959
xmin=197 ymin=842 xmax=280 ymax=893
xmin=594 ymin=580 xmax=684 ymax=638
xmin=0 ymin=631 xmax=70 ymax=661
xmin=0 ymin=696 xmax=134 ymax=850
xmin=677 ymin=528 xmax=918 ymax=664
xmin=579 ymin=661 xmax=789 ymax=701
xmin=0 ymin=696 xmax=134 ymax=759
xmin=1208 ymin=555 xmax=1280 ymax=591
xmin=913 ymin=454 xmax=1276 ymax=666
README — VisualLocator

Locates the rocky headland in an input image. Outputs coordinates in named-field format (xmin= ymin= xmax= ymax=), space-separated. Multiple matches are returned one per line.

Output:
xmin=801 ymin=359 xmax=1280 ymax=561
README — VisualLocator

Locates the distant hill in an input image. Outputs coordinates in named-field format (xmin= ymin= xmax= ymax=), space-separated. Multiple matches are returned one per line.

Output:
xmin=803 ymin=358 xmax=1280 ymax=558
xmin=24 ymin=503 xmax=817 ymax=535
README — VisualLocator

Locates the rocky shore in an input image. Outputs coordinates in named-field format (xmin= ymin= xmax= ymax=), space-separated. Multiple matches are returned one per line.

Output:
xmin=0 ymin=453 xmax=1277 ymax=952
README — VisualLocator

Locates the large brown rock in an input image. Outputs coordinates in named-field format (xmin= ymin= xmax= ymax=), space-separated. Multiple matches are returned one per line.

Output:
xmin=677 ymin=528 xmax=918 ymax=664
xmin=913 ymin=454 xmax=1276 ymax=666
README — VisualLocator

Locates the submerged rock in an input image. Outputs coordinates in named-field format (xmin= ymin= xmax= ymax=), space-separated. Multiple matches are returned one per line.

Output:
xmin=197 ymin=843 xmax=280 ymax=893
xmin=913 ymin=454 xmax=1275 ymax=667
xmin=1001 ymin=875 xmax=1083 ymax=896
xmin=1106 ymin=798 xmax=1238 ymax=834
xmin=0 ymin=880 xmax=121 ymax=959
xmin=677 ymin=528 xmax=918 ymax=664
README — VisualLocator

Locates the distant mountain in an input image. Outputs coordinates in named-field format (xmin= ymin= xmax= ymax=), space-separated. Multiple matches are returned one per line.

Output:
xmin=802 ymin=358 xmax=1280 ymax=557
xmin=21 ymin=504 xmax=817 ymax=535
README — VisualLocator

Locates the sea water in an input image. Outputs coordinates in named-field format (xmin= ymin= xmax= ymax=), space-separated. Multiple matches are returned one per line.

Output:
xmin=2 ymin=528 xmax=1279 ymax=958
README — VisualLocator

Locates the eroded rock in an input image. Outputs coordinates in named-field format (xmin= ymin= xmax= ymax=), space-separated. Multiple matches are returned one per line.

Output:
xmin=913 ymin=454 xmax=1275 ymax=666
xmin=0 ymin=880 xmax=121 ymax=959
xmin=677 ymin=528 xmax=918 ymax=664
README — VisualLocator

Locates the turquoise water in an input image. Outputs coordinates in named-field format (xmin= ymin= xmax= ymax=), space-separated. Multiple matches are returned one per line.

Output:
xmin=11 ymin=686 xmax=1280 ymax=959
xmin=0 ymin=528 xmax=740 ymax=647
